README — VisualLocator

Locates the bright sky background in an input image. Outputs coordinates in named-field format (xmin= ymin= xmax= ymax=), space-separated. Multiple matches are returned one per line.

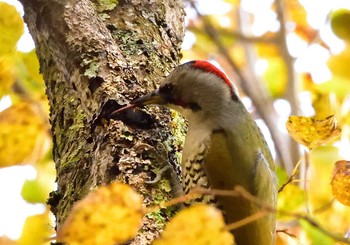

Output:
xmin=0 ymin=1 xmax=47 ymax=239
xmin=0 ymin=0 xmax=349 ymax=240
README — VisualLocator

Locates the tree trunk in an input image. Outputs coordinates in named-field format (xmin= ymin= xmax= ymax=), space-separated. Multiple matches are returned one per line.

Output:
xmin=19 ymin=0 xmax=185 ymax=243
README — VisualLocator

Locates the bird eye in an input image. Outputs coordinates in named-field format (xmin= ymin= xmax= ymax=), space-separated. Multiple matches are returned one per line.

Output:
xmin=158 ymin=83 xmax=201 ymax=111
xmin=187 ymin=102 xmax=201 ymax=111
xmin=159 ymin=83 xmax=175 ymax=95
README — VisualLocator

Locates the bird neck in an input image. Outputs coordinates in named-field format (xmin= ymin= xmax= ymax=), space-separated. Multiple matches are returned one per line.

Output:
xmin=181 ymin=121 xmax=211 ymax=168
xmin=183 ymin=100 xmax=255 ymax=152
xmin=185 ymin=100 xmax=248 ymax=131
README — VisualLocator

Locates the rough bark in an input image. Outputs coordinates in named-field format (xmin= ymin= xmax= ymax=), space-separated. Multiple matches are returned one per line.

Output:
xmin=19 ymin=0 xmax=185 ymax=243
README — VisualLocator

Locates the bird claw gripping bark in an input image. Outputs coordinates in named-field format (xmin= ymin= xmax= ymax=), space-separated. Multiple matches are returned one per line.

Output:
xmin=133 ymin=143 xmax=182 ymax=195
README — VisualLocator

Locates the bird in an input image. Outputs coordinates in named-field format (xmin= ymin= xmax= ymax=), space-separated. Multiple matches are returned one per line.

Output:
xmin=113 ymin=60 xmax=277 ymax=245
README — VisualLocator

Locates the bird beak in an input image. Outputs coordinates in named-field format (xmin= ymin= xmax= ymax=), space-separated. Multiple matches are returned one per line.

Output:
xmin=111 ymin=89 xmax=165 ymax=115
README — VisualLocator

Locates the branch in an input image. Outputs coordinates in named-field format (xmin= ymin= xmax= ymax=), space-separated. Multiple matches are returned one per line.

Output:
xmin=274 ymin=0 xmax=301 ymax=166
xmin=196 ymin=186 xmax=350 ymax=244
xmin=222 ymin=30 xmax=277 ymax=44
xmin=149 ymin=186 xmax=350 ymax=244
xmin=225 ymin=210 xmax=268 ymax=231
xmin=276 ymin=229 xmax=297 ymax=238
xmin=274 ymin=0 xmax=298 ymax=113
xmin=192 ymin=8 xmax=247 ymax=91
xmin=190 ymin=1 xmax=294 ymax=173
xmin=189 ymin=25 xmax=278 ymax=44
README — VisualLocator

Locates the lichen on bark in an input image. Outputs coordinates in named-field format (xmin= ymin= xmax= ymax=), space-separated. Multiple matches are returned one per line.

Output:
xmin=19 ymin=0 xmax=186 ymax=243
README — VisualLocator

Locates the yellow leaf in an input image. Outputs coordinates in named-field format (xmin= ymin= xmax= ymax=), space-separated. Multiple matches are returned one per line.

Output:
xmin=0 ymin=56 xmax=15 ymax=97
xmin=285 ymin=0 xmax=307 ymax=25
xmin=303 ymin=73 xmax=350 ymax=100
xmin=307 ymin=149 xmax=350 ymax=245
xmin=308 ymin=146 xmax=339 ymax=206
xmin=222 ymin=0 xmax=240 ymax=5
xmin=286 ymin=115 xmax=341 ymax=150
xmin=0 ymin=2 xmax=24 ymax=55
xmin=312 ymin=92 xmax=337 ymax=120
xmin=328 ymin=45 xmax=350 ymax=80
xmin=57 ymin=182 xmax=144 ymax=245
xmin=0 ymin=102 xmax=49 ymax=167
xmin=256 ymin=43 xmax=280 ymax=58
xmin=294 ymin=25 xmax=318 ymax=43
xmin=190 ymin=29 xmax=218 ymax=56
xmin=16 ymin=51 xmax=45 ymax=100
xmin=18 ymin=209 xmax=53 ymax=245
xmin=285 ymin=0 xmax=319 ymax=42
xmin=153 ymin=204 xmax=234 ymax=245
xmin=331 ymin=160 xmax=350 ymax=206
xmin=277 ymin=184 xmax=304 ymax=220
xmin=0 ymin=236 xmax=17 ymax=245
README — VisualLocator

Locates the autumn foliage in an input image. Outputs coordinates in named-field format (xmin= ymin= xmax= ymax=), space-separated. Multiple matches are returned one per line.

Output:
xmin=1 ymin=1 xmax=350 ymax=245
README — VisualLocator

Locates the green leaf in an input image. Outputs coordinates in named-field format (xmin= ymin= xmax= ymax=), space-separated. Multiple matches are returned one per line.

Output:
xmin=300 ymin=219 xmax=335 ymax=245
xmin=21 ymin=163 xmax=55 ymax=203
xmin=263 ymin=57 xmax=287 ymax=98
xmin=276 ymin=166 xmax=288 ymax=188
xmin=330 ymin=9 xmax=350 ymax=42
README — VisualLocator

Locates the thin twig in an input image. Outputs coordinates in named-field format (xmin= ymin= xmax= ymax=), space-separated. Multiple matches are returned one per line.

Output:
xmin=276 ymin=229 xmax=298 ymax=238
xmin=303 ymin=150 xmax=310 ymax=214
xmin=199 ymin=186 xmax=350 ymax=244
xmin=225 ymin=211 xmax=268 ymax=231
xmin=146 ymin=191 xmax=200 ymax=213
xmin=278 ymin=158 xmax=302 ymax=193
xmin=289 ymin=213 xmax=349 ymax=244
xmin=313 ymin=199 xmax=334 ymax=214
xmin=152 ymin=186 xmax=350 ymax=244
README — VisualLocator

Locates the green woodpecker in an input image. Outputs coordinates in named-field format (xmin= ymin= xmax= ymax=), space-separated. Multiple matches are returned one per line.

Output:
xmin=114 ymin=60 xmax=277 ymax=245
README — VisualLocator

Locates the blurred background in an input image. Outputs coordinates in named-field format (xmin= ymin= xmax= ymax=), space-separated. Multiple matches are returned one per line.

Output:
xmin=0 ymin=0 xmax=350 ymax=244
